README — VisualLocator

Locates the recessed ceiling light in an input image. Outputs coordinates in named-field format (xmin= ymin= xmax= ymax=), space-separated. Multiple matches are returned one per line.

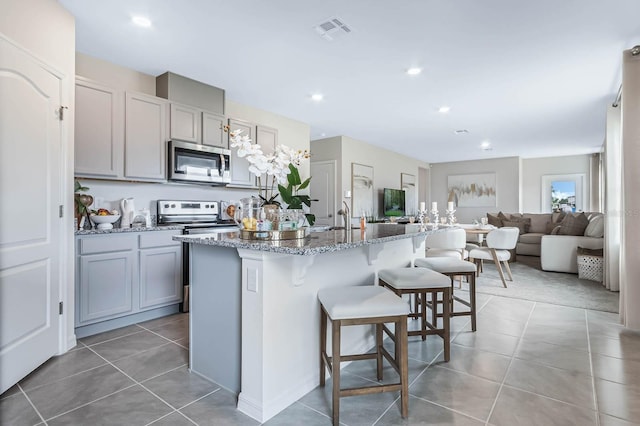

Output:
xmin=132 ymin=16 xmax=152 ymax=28
xmin=406 ymin=67 xmax=422 ymax=75
xmin=311 ymin=93 xmax=324 ymax=101
xmin=438 ymin=106 xmax=451 ymax=113
xmin=480 ymin=141 xmax=492 ymax=150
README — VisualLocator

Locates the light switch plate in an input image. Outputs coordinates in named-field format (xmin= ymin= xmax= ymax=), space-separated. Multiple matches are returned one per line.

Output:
xmin=247 ymin=268 xmax=258 ymax=292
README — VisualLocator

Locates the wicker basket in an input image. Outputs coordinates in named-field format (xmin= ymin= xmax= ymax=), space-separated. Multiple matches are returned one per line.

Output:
xmin=577 ymin=247 xmax=604 ymax=282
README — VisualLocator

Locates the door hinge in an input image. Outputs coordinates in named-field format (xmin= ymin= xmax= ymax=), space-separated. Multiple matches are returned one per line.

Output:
xmin=59 ymin=205 xmax=64 ymax=218
xmin=58 ymin=106 xmax=68 ymax=120
xmin=59 ymin=301 xmax=63 ymax=315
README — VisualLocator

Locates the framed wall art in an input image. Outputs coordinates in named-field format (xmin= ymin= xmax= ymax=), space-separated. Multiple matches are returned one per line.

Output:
xmin=447 ymin=173 xmax=497 ymax=207
xmin=351 ymin=163 xmax=374 ymax=217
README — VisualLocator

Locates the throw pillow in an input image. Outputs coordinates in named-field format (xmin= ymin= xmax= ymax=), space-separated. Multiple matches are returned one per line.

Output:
xmin=486 ymin=213 xmax=502 ymax=227
xmin=551 ymin=225 xmax=562 ymax=235
xmin=558 ymin=212 xmax=590 ymax=236
xmin=502 ymin=220 xmax=526 ymax=234
xmin=498 ymin=211 xmax=509 ymax=223
xmin=584 ymin=214 xmax=605 ymax=238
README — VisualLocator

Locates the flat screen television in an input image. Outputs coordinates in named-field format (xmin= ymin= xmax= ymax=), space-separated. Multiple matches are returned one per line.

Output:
xmin=383 ymin=188 xmax=406 ymax=217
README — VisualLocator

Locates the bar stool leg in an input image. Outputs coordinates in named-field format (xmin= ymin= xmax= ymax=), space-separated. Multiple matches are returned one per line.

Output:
xmin=470 ymin=273 xmax=477 ymax=332
xmin=332 ymin=320 xmax=341 ymax=426
xmin=376 ymin=323 xmax=383 ymax=381
xmin=320 ymin=309 xmax=327 ymax=386
xmin=421 ymin=291 xmax=428 ymax=341
xmin=443 ymin=288 xmax=451 ymax=362
xmin=398 ymin=316 xmax=409 ymax=418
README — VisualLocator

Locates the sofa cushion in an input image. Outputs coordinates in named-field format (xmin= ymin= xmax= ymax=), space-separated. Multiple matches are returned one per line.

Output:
xmin=518 ymin=232 xmax=545 ymax=245
xmin=498 ymin=211 xmax=510 ymax=223
xmin=516 ymin=242 xmax=541 ymax=256
xmin=503 ymin=220 xmax=526 ymax=234
xmin=557 ymin=212 xmax=590 ymax=236
xmin=487 ymin=213 xmax=502 ymax=227
xmin=584 ymin=214 xmax=605 ymax=238
xmin=523 ymin=213 xmax=552 ymax=234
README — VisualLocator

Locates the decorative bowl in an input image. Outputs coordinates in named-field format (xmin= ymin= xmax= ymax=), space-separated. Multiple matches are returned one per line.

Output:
xmin=90 ymin=214 xmax=121 ymax=230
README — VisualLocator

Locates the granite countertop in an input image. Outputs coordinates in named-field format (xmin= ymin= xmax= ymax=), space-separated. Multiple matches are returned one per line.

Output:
xmin=75 ymin=225 xmax=184 ymax=236
xmin=173 ymin=223 xmax=445 ymax=255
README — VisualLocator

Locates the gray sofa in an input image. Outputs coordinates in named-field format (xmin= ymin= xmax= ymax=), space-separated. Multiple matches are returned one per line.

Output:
xmin=485 ymin=212 xmax=604 ymax=273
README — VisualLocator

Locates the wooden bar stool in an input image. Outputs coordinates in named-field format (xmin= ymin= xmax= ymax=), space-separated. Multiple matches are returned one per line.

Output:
xmin=414 ymin=257 xmax=478 ymax=331
xmin=378 ymin=268 xmax=452 ymax=361
xmin=318 ymin=286 xmax=410 ymax=426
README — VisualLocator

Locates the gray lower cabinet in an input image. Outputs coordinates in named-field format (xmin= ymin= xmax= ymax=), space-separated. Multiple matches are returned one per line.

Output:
xmin=75 ymin=230 xmax=182 ymax=331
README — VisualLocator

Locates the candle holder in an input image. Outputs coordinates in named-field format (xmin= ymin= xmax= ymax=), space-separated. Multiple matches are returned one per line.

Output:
xmin=430 ymin=209 xmax=439 ymax=229
xmin=445 ymin=209 xmax=457 ymax=225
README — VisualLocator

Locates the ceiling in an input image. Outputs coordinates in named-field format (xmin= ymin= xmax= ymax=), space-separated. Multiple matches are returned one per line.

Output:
xmin=60 ymin=0 xmax=640 ymax=163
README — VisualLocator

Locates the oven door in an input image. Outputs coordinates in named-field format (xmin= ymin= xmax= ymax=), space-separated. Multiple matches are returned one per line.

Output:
xmin=168 ymin=140 xmax=231 ymax=185
xmin=180 ymin=225 xmax=239 ymax=312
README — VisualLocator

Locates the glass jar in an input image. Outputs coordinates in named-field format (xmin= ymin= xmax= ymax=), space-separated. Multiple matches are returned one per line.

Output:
xmin=235 ymin=197 xmax=261 ymax=230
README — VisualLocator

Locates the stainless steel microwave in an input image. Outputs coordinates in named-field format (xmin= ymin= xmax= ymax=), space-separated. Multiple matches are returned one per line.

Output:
xmin=168 ymin=140 xmax=231 ymax=185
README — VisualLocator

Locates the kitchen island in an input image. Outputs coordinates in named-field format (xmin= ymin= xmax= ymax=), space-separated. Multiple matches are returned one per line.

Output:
xmin=174 ymin=224 xmax=436 ymax=422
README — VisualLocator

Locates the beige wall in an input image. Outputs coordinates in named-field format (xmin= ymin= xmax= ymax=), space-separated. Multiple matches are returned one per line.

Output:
xmin=2 ymin=0 xmax=77 ymax=351
xmin=521 ymin=154 xmax=592 ymax=213
xmin=430 ymin=157 xmax=521 ymax=223
xmin=311 ymin=136 xmax=429 ymax=218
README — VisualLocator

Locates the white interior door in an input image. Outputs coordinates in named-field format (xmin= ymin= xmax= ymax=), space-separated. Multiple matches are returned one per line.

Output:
xmin=0 ymin=37 xmax=62 ymax=394
xmin=310 ymin=161 xmax=336 ymax=226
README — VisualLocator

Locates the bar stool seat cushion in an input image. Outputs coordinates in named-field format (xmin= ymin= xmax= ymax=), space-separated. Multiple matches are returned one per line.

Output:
xmin=317 ymin=286 xmax=409 ymax=320
xmin=378 ymin=268 xmax=450 ymax=290
xmin=415 ymin=257 xmax=477 ymax=273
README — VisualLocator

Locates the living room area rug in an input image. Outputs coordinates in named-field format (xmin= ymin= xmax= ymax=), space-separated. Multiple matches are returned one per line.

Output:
xmin=470 ymin=262 xmax=619 ymax=313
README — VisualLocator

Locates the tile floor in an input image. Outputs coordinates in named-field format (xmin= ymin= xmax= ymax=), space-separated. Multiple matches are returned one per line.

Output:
xmin=2 ymin=293 xmax=640 ymax=425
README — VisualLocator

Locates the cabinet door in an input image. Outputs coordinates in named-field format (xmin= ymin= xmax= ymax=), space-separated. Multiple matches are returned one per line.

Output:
xmin=75 ymin=78 xmax=124 ymax=178
xmin=78 ymin=251 xmax=134 ymax=324
xmin=170 ymin=103 xmax=201 ymax=143
xmin=256 ymin=125 xmax=278 ymax=156
xmin=139 ymin=246 xmax=182 ymax=309
xmin=228 ymin=118 xmax=256 ymax=187
xmin=124 ymin=92 xmax=168 ymax=181
xmin=202 ymin=111 xmax=227 ymax=148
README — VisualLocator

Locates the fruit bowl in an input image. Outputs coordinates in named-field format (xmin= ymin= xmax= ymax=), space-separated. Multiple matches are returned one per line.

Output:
xmin=90 ymin=214 xmax=121 ymax=230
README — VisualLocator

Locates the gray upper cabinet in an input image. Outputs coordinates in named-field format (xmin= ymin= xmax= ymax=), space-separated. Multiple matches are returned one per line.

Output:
xmin=202 ymin=111 xmax=227 ymax=148
xmin=169 ymin=103 xmax=201 ymax=143
xmin=256 ymin=125 xmax=278 ymax=157
xmin=228 ymin=118 xmax=256 ymax=187
xmin=125 ymin=92 xmax=169 ymax=182
xmin=75 ymin=78 xmax=124 ymax=178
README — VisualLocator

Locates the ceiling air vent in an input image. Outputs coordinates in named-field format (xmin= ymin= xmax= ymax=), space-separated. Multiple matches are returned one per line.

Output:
xmin=314 ymin=17 xmax=352 ymax=41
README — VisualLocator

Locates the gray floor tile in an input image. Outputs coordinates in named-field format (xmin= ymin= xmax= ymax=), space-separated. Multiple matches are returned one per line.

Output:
xmin=592 ymin=353 xmax=640 ymax=386
xmin=475 ymin=297 xmax=534 ymax=323
xmin=264 ymin=402 xmax=332 ymax=426
xmin=0 ymin=391 xmax=43 ymax=426
xmin=587 ymin=310 xmax=620 ymax=324
xmin=0 ymin=384 xmax=20 ymax=400
xmin=596 ymin=378 xmax=640 ymax=423
xmin=143 ymin=366 xmax=219 ymax=409
xmin=451 ymin=329 xmax=519 ymax=357
xmin=590 ymin=334 xmax=640 ymax=361
xmin=90 ymin=330 xmax=170 ymax=362
xmin=409 ymin=365 xmax=500 ymax=421
xmin=599 ymin=413 xmax=639 ymax=426
xmin=19 ymin=347 xmax=106 ymax=391
xmin=114 ymin=342 xmax=188 ymax=382
xmin=138 ymin=313 xmax=187 ymax=330
xmin=529 ymin=303 xmax=587 ymax=322
xmin=504 ymin=358 xmax=595 ymax=409
xmin=147 ymin=411 xmax=197 ymax=425
xmin=174 ymin=336 xmax=189 ymax=349
xmin=521 ymin=325 xmax=589 ymax=351
xmin=588 ymin=320 xmax=631 ymax=340
xmin=298 ymin=373 xmax=399 ymax=426
xmin=146 ymin=315 xmax=189 ymax=341
xmin=46 ymin=385 xmax=171 ymax=426
xmin=489 ymin=386 xmax=597 ymax=426
xmin=386 ymin=334 xmax=444 ymax=364
xmin=23 ymin=364 xmax=134 ymax=420
xmin=180 ymin=389 xmax=259 ymax=426
xmin=377 ymin=395 xmax=485 ymax=425
xmin=474 ymin=312 xmax=526 ymax=337
xmin=441 ymin=344 xmax=511 ymax=383
xmin=514 ymin=339 xmax=591 ymax=375
xmin=80 ymin=324 xmax=145 ymax=346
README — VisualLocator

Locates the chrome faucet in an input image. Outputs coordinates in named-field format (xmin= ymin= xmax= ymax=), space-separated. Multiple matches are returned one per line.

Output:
xmin=337 ymin=201 xmax=351 ymax=231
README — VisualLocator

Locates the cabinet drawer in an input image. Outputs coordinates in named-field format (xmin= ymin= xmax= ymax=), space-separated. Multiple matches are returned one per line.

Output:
xmin=79 ymin=234 xmax=136 ymax=254
xmin=139 ymin=230 xmax=182 ymax=248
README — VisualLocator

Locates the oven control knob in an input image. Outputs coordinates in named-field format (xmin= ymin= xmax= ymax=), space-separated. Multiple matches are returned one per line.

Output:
xmin=164 ymin=203 xmax=169 ymax=208
xmin=205 ymin=204 xmax=209 ymax=208
xmin=171 ymin=204 xmax=176 ymax=208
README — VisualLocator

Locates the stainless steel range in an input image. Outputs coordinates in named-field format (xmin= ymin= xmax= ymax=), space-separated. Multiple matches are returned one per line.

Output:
xmin=157 ymin=200 xmax=238 ymax=312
